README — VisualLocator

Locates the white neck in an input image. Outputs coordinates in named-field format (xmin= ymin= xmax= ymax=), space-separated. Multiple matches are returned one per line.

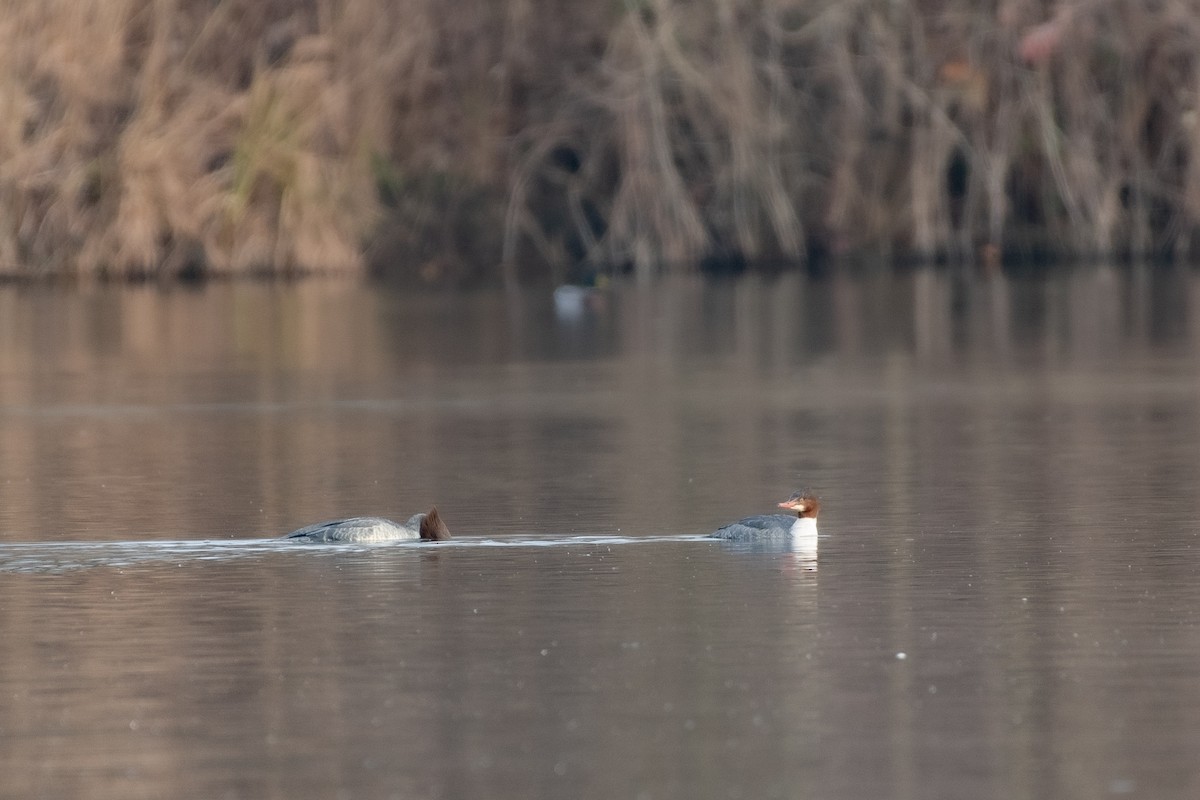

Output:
xmin=789 ymin=516 xmax=818 ymax=537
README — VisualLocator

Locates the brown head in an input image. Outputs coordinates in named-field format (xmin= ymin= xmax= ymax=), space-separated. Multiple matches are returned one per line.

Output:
xmin=777 ymin=491 xmax=820 ymax=519
xmin=418 ymin=506 xmax=452 ymax=541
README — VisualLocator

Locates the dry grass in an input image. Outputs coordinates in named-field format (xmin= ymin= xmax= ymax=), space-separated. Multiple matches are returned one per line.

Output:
xmin=3 ymin=1 xmax=1200 ymax=278
xmin=0 ymin=0 xmax=384 ymax=277
xmin=508 ymin=0 xmax=1200 ymax=275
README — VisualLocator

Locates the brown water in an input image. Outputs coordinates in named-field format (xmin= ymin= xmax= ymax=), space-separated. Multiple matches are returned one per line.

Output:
xmin=1 ymin=268 xmax=1199 ymax=799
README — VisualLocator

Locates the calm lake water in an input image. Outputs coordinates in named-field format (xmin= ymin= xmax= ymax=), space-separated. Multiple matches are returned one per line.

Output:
xmin=1 ymin=268 xmax=1200 ymax=799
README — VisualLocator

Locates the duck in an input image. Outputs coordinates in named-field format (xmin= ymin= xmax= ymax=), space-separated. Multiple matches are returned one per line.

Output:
xmin=282 ymin=507 xmax=451 ymax=543
xmin=709 ymin=491 xmax=820 ymax=540
xmin=553 ymin=273 xmax=609 ymax=319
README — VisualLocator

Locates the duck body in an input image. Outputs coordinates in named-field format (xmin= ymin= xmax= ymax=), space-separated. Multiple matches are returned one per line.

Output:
xmin=711 ymin=514 xmax=817 ymax=540
xmin=283 ymin=507 xmax=450 ymax=543
xmin=709 ymin=492 xmax=820 ymax=541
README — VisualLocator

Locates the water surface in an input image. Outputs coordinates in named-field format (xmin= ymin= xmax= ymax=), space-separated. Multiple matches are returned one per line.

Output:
xmin=1 ymin=268 xmax=1199 ymax=799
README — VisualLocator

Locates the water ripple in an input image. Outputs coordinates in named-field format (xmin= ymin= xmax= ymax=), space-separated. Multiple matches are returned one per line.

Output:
xmin=0 ymin=534 xmax=718 ymax=574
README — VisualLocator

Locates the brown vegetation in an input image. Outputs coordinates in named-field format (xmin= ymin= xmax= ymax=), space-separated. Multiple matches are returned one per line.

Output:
xmin=2 ymin=1 xmax=1200 ymax=280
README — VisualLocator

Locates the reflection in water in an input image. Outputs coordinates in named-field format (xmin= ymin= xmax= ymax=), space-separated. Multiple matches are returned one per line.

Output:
xmin=1 ymin=268 xmax=1200 ymax=799
xmin=712 ymin=536 xmax=820 ymax=571
xmin=1 ymin=267 xmax=1198 ymax=542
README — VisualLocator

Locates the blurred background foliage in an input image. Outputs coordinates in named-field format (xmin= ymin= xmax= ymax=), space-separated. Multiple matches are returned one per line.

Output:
xmin=0 ymin=0 xmax=1196 ymax=283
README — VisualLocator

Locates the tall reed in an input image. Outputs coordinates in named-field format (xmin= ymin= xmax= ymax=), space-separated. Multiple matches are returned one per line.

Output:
xmin=508 ymin=0 xmax=1200 ymax=276
xmin=2 ymin=1 xmax=1200 ymax=278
